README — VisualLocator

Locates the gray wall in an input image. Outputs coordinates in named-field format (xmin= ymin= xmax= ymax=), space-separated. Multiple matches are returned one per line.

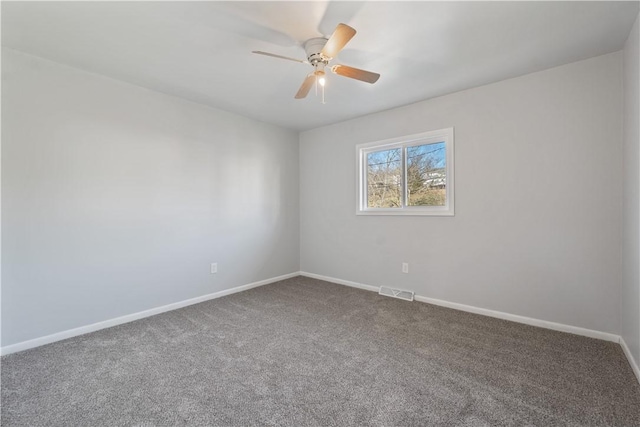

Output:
xmin=622 ymin=12 xmax=640 ymax=369
xmin=300 ymin=52 xmax=623 ymax=334
xmin=1 ymin=49 xmax=300 ymax=347
xmin=2 ymin=41 xmax=635 ymax=351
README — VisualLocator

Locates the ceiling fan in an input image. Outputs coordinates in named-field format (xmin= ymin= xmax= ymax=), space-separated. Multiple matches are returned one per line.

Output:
xmin=252 ymin=23 xmax=380 ymax=100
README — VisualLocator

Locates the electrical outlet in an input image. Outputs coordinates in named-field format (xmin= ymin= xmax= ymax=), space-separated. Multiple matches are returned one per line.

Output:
xmin=402 ymin=263 xmax=409 ymax=274
xmin=210 ymin=263 xmax=218 ymax=274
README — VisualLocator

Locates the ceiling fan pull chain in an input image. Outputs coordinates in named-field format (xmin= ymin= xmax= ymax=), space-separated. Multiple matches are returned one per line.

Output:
xmin=314 ymin=63 xmax=318 ymax=96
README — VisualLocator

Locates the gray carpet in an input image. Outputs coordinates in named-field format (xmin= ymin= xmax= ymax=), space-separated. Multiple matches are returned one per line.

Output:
xmin=2 ymin=276 xmax=639 ymax=426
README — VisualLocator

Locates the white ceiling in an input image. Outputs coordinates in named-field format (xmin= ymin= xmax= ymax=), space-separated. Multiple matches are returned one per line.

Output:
xmin=2 ymin=1 xmax=638 ymax=131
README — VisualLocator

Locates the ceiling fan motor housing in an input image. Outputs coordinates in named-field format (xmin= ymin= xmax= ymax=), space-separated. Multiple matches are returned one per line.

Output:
xmin=304 ymin=38 xmax=330 ymax=65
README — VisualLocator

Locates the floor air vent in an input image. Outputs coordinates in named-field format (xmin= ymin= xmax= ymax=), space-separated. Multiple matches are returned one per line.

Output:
xmin=379 ymin=286 xmax=415 ymax=302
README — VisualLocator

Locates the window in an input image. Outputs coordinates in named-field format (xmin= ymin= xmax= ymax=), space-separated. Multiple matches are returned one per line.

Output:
xmin=356 ymin=128 xmax=454 ymax=216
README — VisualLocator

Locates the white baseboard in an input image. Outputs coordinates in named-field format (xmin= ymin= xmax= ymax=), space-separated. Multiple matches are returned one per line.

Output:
xmin=620 ymin=337 xmax=640 ymax=384
xmin=299 ymin=271 xmax=620 ymax=343
xmin=413 ymin=294 xmax=620 ymax=342
xmin=300 ymin=271 xmax=380 ymax=293
xmin=1 ymin=271 xmax=300 ymax=356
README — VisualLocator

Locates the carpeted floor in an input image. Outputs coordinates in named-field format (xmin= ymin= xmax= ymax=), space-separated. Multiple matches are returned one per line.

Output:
xmin=2 ymin=276 xmax=639 ymax=426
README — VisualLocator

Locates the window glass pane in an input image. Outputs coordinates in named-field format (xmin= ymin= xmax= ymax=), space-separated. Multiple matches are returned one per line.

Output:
xmin=406 ymin=142 xmax=446 ymax=206
xmin=367 ymin=148 xmax=402 ymax=208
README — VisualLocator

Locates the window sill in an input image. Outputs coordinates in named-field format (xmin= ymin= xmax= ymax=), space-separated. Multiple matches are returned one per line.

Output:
xmin=356 ymin=208 xmax=454 ymax=216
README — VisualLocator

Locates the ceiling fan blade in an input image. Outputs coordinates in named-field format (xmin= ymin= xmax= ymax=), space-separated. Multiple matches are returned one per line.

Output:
xmin=295 ymin=74 xmax=316 ymax=99
xmin=331 ymin=65 xmax=380 ymax=84
xmin=321 ymin=23 xmax=356 ymax=59
xmin=252 ymin=51 xmax=308 ymax=64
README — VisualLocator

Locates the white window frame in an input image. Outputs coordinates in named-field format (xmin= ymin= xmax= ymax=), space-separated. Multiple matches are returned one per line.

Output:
xmin=356 ymin=127 xmax=454 ymax=216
